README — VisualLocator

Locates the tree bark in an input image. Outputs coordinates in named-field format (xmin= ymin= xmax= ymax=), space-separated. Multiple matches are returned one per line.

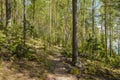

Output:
xmin=104 ymin=0 xmax=108 ymax=57
xmin=13 ymin=0 xmax=17 ymax=23
xmin=92 ymin=0 xmax=95 ymax=37
xmin=6 ymin=0 xmax=11 ymax=26
xmin=109 ymin=1 xmax=113 ymax=57
xmin=109 ymin=14 xmax=112 ymax=57
xmin=72 ymin=0 xmax=78 ymax=65
xmin=23 ymin=0 xmax=26 ymax=46
xmin=49 ymin=0 xmax=52 ymax=48
xmin=0 ymin=0 xmax=3 ymax=21
xmin=0 ymin=0 xmax=3 ymax=29
xmin=80 ymin=0 xmax=84 ymax=53
xmin=32 ymin=0 xmax=35 ymax=20
xmin=118 ymin=39 xmax=120 ymax=55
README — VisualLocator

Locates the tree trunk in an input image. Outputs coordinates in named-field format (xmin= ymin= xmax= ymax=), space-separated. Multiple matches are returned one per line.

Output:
xmin=72 ymin=0 xmax=78 ymax=65
xmin=92 ymin=0 xmax=95 ymax=37
xmin=6 ymin=0 xmax=11 ymax=26
xmin=0 ymin=0 xmax=3 ymax=29
xmin=23 ymin=0 xmax=26 ymax=46
xmin=109 ymin=15 xmax=112 ymax=57
xmin=49 ymin=0 xmax=52 ymax=48
xmin=118 ymin=39 xmax=120 ymax=55
xmin=63 ymin=0 xmax=69 ymax=47
xmin=13 ymin=0 xmax=17 ymax=23
xmin=109 ymin=2 xmax=113 ymax=57
xmin=104 ymin=0 xmax=107 ymax=57
xmin=32 ymin=0 xmax=36 ymax=38
xmin=32 ymin=0 xmax=35 ymax=20
xmin=101 ymin=15 xmax=104 ymax=47
xmin=83 ymin=0 xmax=85 ymax=39
xmin=80 ymin=0 xmax=85 ymax=53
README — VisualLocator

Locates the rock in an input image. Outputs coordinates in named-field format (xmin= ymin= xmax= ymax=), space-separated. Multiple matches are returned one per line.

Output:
xmin=44 ymin=74 xmax=77 ymax=80
xmin=75 ymin=61 xmax=82 ymax=68
xmin=55 ymin=76 xmax=77 ymax=80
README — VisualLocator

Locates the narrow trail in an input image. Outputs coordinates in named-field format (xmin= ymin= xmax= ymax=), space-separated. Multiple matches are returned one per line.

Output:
xmin=45 ymin=53 xmax=78 ymax=80
xmin=0 ymin=61 xmax=39 ymax=80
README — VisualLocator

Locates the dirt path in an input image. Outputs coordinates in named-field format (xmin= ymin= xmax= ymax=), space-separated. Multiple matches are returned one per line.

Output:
xmin=0 ymin=52 xmax=77 ymax=80
xmin=45 ymin=53 xmax=78 ymax=80
xmin=0 ymin=61 xmax=40 ymax=80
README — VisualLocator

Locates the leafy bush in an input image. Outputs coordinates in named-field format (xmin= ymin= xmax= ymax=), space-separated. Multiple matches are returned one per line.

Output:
xmin=70 ymin=67 xmax=80 ymax=75
xmin=0 ymin=31 xmax=6 ymax=44
xmin=61 ymin=50 xmax=72 ymax=58
xmin=0 ymin=23 xmax=39 ymax=59
xmin=83 ymin=36 xmax=105 ymax=57
xmin=109 ymin=56 xmax=120 ymax=68
xmin=5 ymin=24 xmax=22 ymax=53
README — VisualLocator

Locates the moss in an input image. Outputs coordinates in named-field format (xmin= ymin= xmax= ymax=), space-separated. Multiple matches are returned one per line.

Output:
xmin=70 ymin=67 xmax=80 ymax=75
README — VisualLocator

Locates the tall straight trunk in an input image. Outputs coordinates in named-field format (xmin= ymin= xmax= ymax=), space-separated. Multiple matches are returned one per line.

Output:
xmin=31 ymin=0 xmax=36 ymax=38
xmin=118 ymin=39 xmax=120 ymax=55
xmin=101 ymin=15 xmax=105 ymax=50
xmin=109 ymin=15 xmax=112 ymax=57
xmin=104 ymin=0 xmax=107 ymax=57
xmin=0 ymin=0 xmax=3 ymax=21
xmin=49 ymin=0 xmax=52 ymax=48
xmin=13 ymin=0 xmax=17 ymax=23
xmin=6 ymin=0 xmax=11 ymax=26
xmin=0 ymin=0 xmax=3 ymax=28
xmin=90 ymin=0 xmax=95 ymax=55
xmin=80 ymin=0 xmax=85 ymax=53
xmin=101 ymin=15 xmax=104 ymax=44
xmin=92 ymin=0 xmax=95 ymax=37
xmin=54 ymin=0 xmax=57 ymax=45
xmin=72 ymin=0 xmax=78 ymax=65
xmin=53 ymin=0 xmax=56 ymax=45
xmin=32 ymin=0 xmax=35 ymax=20
xmin=83 ymin=0 xmax=85 ymax=39
xmin=83 ymin=0 xmax=88 ymax=40
xmin=109 ymin=2 xmax=113 ymax=57
xmin=63 ymin=0 xmax=69 ymax=47
xmin=23 ymin=0 xmax=26 ymax=46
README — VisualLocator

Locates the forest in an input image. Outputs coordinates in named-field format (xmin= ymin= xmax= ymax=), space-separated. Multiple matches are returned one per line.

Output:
xmin=0 ymin=0 xmax=120 ymax=80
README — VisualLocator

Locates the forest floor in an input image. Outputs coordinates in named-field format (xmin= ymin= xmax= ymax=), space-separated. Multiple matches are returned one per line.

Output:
xmin=44 ymin=51 xmax=120 ymax=80
xmin=0 ymin=60 xmax=41 ymax=80
xmin=44 ymin=53 xmax=77 ymax=80
xmin=0 ymin=39 xmax=120 ymax=80
xmin=0 ymin=49 xmax=120 ymax=80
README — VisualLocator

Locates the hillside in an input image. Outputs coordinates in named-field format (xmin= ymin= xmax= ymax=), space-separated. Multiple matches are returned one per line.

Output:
xmin=0 ymin=42 xmax=119 ymax=80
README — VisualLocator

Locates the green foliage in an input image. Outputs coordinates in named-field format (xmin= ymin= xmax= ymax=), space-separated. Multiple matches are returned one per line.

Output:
xmin=0 ymin=22 xmax=3 ymax=30
xmin=0 ymin=31 xmax=6 ymax=43
xmin=0 ymin=0 xmax=120 ymax=77
xmin=61 ymin=50 xmax=72 ymax=58
xmin=82 ymin=36 xmax=105 ymax=57
xmin=19 ymin=46 xmax=36 ymax=59
xmin=87 ymin=37 xmax=102 ymax=50
xmin=5 ymin=23 xmax=22 ymax=53
xmin=70 ymin=67 xmax=80 ymax=75
xmin=0 ymin=23 xmax=36 ymax=59
xmin=105 ymin=56 xmax=120 ymax=67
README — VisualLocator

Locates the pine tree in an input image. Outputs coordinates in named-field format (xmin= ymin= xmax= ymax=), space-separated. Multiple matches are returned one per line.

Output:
xmin=72 ymin=0 xmax=78 ymax=65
